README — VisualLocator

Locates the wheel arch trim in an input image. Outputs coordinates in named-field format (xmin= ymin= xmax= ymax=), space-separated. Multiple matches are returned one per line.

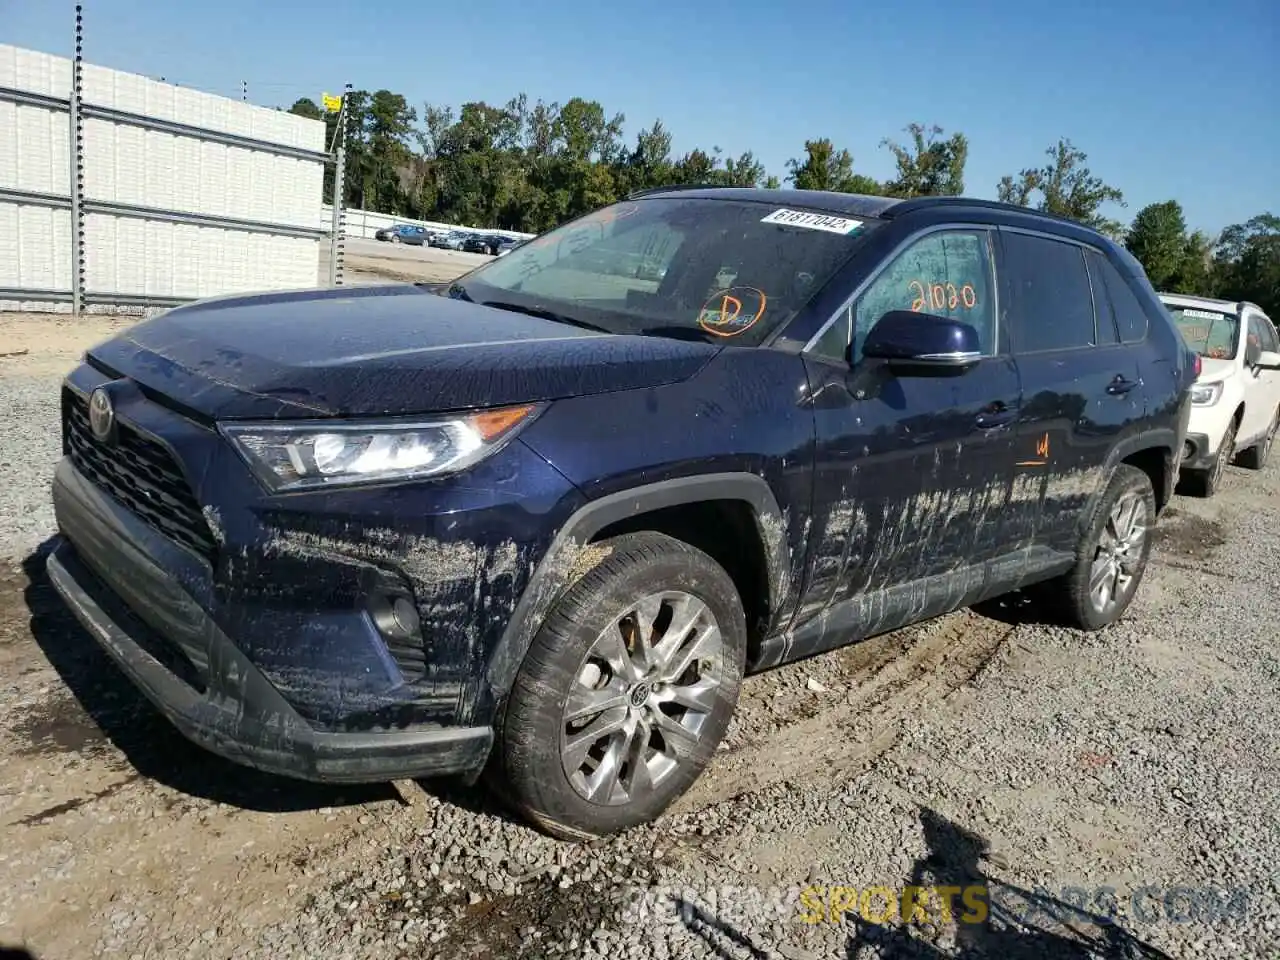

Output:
xmin=486 ymin=472 xmax=788 ymax=698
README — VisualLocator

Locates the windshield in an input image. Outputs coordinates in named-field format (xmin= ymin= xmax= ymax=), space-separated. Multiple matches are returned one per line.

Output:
xmin=1167 ymin=305 xmax=1239 ymax=359
xmin=451 ymin=197 xmax=879 ymax=345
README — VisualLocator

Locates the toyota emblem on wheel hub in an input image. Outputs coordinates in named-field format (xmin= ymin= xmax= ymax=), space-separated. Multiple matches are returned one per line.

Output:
xmin=88 ymin=387 xmax=115 ymax=442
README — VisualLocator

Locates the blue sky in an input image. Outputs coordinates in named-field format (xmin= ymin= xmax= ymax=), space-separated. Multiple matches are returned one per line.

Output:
xmin=4 ymin=0 xmax=1276 ymax=235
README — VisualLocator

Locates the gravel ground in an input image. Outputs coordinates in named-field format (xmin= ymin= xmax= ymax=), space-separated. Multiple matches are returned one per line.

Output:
xmin=1 ymin=314 xmax=1277 ymax=959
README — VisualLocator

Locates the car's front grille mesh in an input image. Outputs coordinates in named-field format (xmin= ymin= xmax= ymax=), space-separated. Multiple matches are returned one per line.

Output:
xmin=64 ymin=389 xmax=218 ymax=561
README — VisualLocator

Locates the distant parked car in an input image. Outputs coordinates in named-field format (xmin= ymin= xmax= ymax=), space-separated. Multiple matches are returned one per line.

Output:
xmin=463 ymin=233 xmax=495 ymax=255
xmin=375 ymin=224 xmax=429 ymax=246
xmin=430 ymin=231 xmax=467 ymax=251
xmin=1160 ymin=293 xmax=1280 ymax=496
xmin=495 ymin=238 xmax=522 ymax=257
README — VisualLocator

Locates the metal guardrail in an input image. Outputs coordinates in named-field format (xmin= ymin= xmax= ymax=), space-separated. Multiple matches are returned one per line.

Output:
xmin=0 ymin=85 xmax=329 ymax=164
xmin=0 ymin=186 xmax=325 ymax=239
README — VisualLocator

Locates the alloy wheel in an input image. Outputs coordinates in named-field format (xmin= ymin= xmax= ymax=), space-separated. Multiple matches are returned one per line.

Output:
xmin=560 ymin=591 xmax=724 ymax=806
xmin=1089 ymin=491 xmax=1148 ymax=614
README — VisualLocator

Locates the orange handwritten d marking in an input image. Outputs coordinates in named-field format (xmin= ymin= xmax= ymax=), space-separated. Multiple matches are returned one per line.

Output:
xmin=1036 ymin=432 xmax=1050 ymax=458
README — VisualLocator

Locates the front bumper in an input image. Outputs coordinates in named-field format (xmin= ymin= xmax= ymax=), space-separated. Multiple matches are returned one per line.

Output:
xmin=1179 ymin=432 xmax=1217 ymax=473
xmin=47 ymin=539 xmax=492 ymax=782
xmin=45 ymin=363 xmax=582 ymax=783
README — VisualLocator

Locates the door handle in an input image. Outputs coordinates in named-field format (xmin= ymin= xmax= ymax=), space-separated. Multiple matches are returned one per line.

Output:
xmin=974 ymin=404 xmax=1017 ymax=430
xmin=1106 ymin=375 xmax=1139 ymax=396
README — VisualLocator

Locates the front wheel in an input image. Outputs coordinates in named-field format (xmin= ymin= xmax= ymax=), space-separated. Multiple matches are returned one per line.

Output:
xmin=1050 ymin=464 xmax=1156 ymax=631
xmin=495 ymin=531 xmax=746 ymax=840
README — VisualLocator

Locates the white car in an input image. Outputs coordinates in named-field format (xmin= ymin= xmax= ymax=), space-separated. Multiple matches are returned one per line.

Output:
xmin=1160 ymin=293 xmax=1280 ymax=496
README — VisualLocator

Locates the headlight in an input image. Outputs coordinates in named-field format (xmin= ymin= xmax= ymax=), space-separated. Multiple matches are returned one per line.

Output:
xmin=221 ymin=404 xmax=542 ymax=492
xmin=1190 ymin=382 xmax=1223 ymax=406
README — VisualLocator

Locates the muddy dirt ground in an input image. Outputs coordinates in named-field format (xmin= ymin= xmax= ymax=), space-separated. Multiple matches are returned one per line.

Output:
xmin=0 ymin=283 xmax=1276 ymax=959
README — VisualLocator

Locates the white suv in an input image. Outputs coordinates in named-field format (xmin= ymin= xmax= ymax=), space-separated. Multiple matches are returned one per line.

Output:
xmin=1160 ymin=293 xmax=1280 ymax=496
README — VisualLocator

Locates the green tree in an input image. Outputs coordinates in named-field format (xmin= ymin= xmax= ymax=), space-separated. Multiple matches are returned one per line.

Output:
xmin=1125 ymin=201 xmax=1191 ymax=290
xmin=287 ymin=97 xmax=323 ymax=121
xmin=998 ymin=138 xmax=1125 ymax=236
xmin=786 ymin=139 xmax=881 ymax=194
xmin=881 ymin=123 xmax=967 ymax=197
xmin=1213 ymin=214 xmax=1280 ymax=317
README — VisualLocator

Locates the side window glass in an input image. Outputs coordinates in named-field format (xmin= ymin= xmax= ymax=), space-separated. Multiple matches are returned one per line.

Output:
xmin=1001 ymin=233 xmax=1095 ymax=352
xmin=1246 ymin=317 xmax=1266 ymax=360
xmin=811 ymin=306 xmax=851 ymax=363
xmin=1085 ymin=250 xmax=1119 ymax=345
xmin=1097 ymin=259 xmax=1150 ymax=343
xmin=1255 ymin=316 xmax=1279 ymax=353
xmin=851 ymin=230 xmax=996 ymax=363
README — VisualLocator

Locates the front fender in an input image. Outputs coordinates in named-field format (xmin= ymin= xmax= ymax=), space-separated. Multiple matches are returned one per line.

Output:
xmin=484 ymin=472 xmax=789 ymax=700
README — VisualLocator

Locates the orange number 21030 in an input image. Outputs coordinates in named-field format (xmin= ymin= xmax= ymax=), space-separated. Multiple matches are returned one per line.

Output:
xmin=909 ymin=280 xmax=977 ymax=312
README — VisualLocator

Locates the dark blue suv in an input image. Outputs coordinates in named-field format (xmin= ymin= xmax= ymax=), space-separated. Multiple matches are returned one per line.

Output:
xmin=46 ymin=188 xmax=1195 ymax=839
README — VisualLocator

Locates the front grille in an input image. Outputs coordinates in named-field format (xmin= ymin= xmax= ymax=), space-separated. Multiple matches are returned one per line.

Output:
xmin=64 ymin=389 xmax=218 ymax=561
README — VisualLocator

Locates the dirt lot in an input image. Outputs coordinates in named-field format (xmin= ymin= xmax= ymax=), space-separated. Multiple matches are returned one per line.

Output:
xmin=1 ymin=285 xmax=1277 ymax=959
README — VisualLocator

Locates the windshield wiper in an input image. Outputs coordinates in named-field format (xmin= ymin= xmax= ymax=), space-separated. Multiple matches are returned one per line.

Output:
xmin=478 ymin=300 xmax=610 ymax=334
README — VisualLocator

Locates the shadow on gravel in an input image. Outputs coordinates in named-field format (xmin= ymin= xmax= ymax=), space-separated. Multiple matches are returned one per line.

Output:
xmin=676 ymin=807 xmax=1175 ymax=960
xmin=970 ymin=589 xmax=1063 ymax=628
xmin=19 ymin=538 xmax=393 ymax=814
xmin=0 ymin=947 xmax=38 ymax=960
xmin=841 ymin=808 xmax=1175 ymax=959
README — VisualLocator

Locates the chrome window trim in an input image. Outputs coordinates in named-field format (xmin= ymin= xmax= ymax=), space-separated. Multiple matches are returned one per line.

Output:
xmin=800 ymin=222 xmax=1002 ymax=360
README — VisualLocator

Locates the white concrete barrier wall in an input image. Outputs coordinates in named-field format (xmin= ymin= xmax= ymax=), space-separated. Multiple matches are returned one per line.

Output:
xmin=0 ymin=43 xmax=325 ymax=311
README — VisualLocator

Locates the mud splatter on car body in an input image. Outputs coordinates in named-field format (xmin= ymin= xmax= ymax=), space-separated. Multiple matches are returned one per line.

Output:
xmin=41 ymin=188 xmax=1195 ymax=800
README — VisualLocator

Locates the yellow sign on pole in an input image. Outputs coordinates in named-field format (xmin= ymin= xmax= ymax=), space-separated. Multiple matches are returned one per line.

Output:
xmin=322 ymin=93 xmax=343 ymax=112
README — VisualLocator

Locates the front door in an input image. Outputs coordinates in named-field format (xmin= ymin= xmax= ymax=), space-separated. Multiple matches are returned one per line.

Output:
xmin=1243 ymin=313 xmax=1280 ymax=443
xmin=998 ymin=230 xmax=1145 ymax=556
xmin=787 ymin=226 xmax=1022 ymax=661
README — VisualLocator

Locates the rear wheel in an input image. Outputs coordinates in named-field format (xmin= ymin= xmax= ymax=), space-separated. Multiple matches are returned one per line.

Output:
xmin=1047 ymin=464 xmax=1156 ymax=631
xmin=1237 ymin=407 xmax=1279 ymax=470
xmin=495 ymin=532 xmax=746 ymax=840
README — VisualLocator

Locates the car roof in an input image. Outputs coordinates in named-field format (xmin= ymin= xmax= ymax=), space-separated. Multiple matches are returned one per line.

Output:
xmin=626 ymin=186 xmax=1126 ymax=246
xmin=1158 ymin=292 xmax=1245 ymax=316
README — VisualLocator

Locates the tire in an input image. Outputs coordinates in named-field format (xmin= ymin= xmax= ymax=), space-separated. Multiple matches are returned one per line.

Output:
xmin=1236 ymin=407 xmax=1279 ymax=470
xmin=1186 ymin=416 xmax=1238 ymax=497
xmin=1047 ymin=464 xmax=1157 ymax=631
xmin=494 ymin=531 xmax=747 ymax=840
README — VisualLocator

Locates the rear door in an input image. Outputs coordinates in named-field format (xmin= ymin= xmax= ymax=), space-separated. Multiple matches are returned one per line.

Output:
xmin=997 ymin=229 xmax=1145 ymax=555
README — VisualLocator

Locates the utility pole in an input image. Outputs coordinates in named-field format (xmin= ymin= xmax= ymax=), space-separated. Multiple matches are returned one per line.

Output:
xmin=70 ymin=5 xmax=86 ymax=318
xmin=241 ymin=80 xmax=247 ymax=102
xmin=327 ymin=83 xmax=350 ymax=287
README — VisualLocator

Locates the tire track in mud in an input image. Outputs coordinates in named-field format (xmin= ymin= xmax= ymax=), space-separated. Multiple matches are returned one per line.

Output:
xmin=671 ymin=608 xmax=1019 ymax=815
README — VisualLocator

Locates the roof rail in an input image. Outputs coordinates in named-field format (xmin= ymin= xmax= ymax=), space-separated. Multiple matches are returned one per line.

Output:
xmin=626 ymin=183 xmax=729 ymax=200
xmin=884 ymin=195 xmax=1091 ymax=229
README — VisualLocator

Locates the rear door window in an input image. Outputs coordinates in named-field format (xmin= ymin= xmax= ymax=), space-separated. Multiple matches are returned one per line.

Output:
xmin=1001 ymin=233 xmax=1097 ymax=353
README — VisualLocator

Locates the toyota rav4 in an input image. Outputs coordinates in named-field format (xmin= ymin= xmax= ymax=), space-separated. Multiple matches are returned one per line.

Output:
xmin=47 ymin=188 xmax=1195 ymax=839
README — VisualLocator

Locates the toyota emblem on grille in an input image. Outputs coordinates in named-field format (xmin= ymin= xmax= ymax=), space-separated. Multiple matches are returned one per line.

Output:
xmin=88 ymin=387 xmax=116 ymax=442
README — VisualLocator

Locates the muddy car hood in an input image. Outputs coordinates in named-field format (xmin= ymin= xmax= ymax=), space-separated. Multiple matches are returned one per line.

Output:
xmin=85 ymin=285 xmax=720 ymax=420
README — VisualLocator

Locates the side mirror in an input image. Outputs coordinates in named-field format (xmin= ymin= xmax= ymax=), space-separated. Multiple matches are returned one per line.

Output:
xmin=1255 ymin=349 xmax=1280 ymax=371
xmin=1246 ymin=341 xmax=1262 ymax=367
xmin=861 ymin=310 xmax=983 ymax=372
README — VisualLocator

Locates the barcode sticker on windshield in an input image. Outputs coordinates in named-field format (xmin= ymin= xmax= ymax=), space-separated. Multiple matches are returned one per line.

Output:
xmin=1180 ymin=308 xmax=1223 ymax=320
xmin=760 ymin=209 xmax=864 ymax=235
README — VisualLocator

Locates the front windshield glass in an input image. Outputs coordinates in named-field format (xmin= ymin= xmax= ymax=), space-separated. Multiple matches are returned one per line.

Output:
xmin=453 ymin=197 xmax=879 ymax=345
xmin=1168 ymin=305 xmax=1239 ymax=359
